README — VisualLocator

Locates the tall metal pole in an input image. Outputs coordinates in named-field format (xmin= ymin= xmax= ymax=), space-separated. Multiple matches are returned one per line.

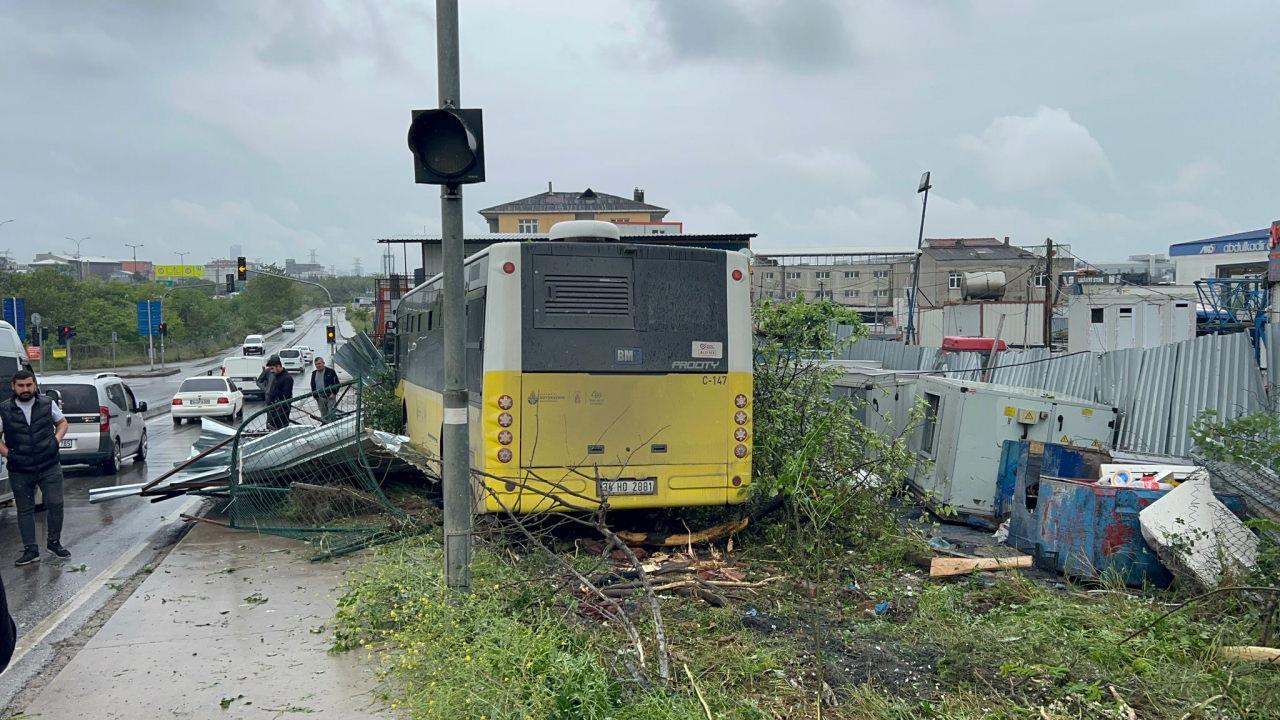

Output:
xmin=126 ymin=243 xmax=144 ymax=282
xmin=1042 ymin=237 xmax=1054 ymax=347
xmin=904 ymin=173 xmax=931 ymax=345
xmin=437 ymin=0 xmax=472 ymax=590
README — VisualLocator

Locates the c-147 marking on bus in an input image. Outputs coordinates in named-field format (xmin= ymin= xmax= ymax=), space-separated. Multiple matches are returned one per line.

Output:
xmin=394 ymin=239 xmax=753 ymax=513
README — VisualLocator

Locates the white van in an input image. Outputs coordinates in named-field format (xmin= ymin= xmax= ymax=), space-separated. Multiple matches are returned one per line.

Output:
xmin=221 ymin=356 xmax=267 ymax=400
xmin=0 ymin=321 xmax=34 ymax=402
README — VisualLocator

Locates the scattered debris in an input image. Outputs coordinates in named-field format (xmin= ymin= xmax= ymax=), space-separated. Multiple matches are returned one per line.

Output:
xmin=1219 ymin=646 xmax=1280 ymax=664
xmin=929 ymin=555 xmax=1032 ymax=578
xmin=243 ymin=592 xmax=268 ymax=606
xmin=1139 ymin=473 xmax=1259 ymax=589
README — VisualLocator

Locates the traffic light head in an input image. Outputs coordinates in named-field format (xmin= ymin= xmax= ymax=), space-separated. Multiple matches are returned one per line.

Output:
xmin=158 ymin=322 xmax=168 ymax=336
xmin=237 ymin=256 xmax=248 ymax=281
xmin=225 ymin=273 xmax=235 ymax=293
xmin=407 ymin=108 xmax=485 ymax=185
xmin=325 ymin=325 xmax=336 ymax=343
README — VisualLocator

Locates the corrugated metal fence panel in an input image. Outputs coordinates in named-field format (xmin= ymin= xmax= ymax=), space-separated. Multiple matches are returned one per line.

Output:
xmin=990 ymin=348 xmax=1050 ymax=390
xmin=1165 ymin=333 xmax=1268 ymax=457
xmin=1098 ymin=346 xmax=1145 ymax=413
xmin=1117 ymin=340 xmax=1179 ymax=455
xmin=933 ymin=350 xmax=983 ymax=381
xmin=1043 ymin=352 xmax=1100 ymax=401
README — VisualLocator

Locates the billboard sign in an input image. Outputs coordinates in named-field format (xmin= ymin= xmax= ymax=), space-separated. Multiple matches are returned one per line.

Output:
xmin=136 ymin=300 xmax=163 ymax=337
xmin=2 ymin=298 xmax=25 ymax=341
xmin=154 ymin=264 xmax=205 ymax=278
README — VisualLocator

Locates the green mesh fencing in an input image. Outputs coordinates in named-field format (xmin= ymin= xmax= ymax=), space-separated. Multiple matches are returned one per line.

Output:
xmin=227 ymin=378 xmax=416 ymax=558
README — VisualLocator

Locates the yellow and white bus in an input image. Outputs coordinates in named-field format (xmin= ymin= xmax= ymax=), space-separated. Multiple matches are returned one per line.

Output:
xmin=395 ymin=228 xmax=752 ymax=513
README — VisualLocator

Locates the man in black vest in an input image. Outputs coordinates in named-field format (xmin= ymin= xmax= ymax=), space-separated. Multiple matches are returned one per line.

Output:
xmin=0 ymin=370 xmax=70 ymax=566
xmin=310 ymin=357 xmax=340 ymax=422
xmin=264 ymin=356 xmax=294 ymax=431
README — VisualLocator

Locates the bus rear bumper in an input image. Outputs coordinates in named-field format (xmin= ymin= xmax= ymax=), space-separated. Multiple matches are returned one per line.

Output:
xmin=478 ymin=463 xmax=750 ymax=514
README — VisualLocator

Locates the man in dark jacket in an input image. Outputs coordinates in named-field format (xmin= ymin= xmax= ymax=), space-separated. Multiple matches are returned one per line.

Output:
xmin=264 ymin=355 xmax=294 ymax=431
xmin=0 ymin=370 xmax=71 ymax=566
xmin=310 ymin=357 xmax=340 ymax=422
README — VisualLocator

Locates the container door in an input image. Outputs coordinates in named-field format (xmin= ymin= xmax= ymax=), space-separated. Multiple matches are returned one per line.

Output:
xmin=1116 ymin=307 xmax=1135 ymax=350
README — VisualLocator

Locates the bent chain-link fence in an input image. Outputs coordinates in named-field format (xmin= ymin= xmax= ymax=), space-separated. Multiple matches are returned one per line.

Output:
xmin=227 ymin=378 xmax=414 ymax=558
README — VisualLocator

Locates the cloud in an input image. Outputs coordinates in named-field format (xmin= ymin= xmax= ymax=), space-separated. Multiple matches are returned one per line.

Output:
xmin=958 ymin=107 xmax=1111 ymax=193
xmin=774 ymin=148 xmax=875 ymax=190
xmin=1170 ymin=159 xmax=1226 ymax=195
xmin=647 ymin=0 xmax=853 ymax=72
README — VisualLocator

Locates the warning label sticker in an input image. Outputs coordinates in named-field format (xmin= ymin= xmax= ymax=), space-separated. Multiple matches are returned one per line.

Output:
xmin=692 ymin=341 xmax=723 ymax=359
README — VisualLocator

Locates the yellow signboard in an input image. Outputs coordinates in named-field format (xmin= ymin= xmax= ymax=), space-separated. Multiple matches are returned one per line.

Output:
xmin=155 ymin=264 xmax=205 ymax=278
xmin=52 ymin=348 xmax=67 ymax=359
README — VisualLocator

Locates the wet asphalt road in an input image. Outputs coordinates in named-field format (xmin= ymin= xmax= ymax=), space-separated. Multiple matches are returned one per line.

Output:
xmin=0 ymin=311 xmax=347 ymax=705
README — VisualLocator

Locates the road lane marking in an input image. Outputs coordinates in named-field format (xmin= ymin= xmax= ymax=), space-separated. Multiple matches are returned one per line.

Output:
xmin=9 ymin=495 xmax=203 ymax=667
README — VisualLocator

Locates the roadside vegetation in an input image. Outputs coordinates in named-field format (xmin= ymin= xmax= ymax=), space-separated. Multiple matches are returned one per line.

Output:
xmin=337 ymin=298 xmax=1279 ymax=719
xmin=0 ymin=267 xmax=372 ymax=369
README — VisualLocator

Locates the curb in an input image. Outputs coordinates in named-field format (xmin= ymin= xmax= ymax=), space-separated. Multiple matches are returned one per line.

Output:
xmin=119 ymin=368 xmax=183 ymax=379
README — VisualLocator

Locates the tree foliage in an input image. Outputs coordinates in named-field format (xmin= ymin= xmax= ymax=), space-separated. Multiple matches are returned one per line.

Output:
xmin=1190 ymin=410 xmax=1280 ymax=470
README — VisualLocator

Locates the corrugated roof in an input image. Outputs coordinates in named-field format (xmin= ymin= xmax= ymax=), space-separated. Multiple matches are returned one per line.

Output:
xmin=923 ymin=243 xmax=1039 ymax=262
xmin=375 ymin=233 xmax=755 ymax=244
xmin=479 ymin=189 xmax=668 ymax=216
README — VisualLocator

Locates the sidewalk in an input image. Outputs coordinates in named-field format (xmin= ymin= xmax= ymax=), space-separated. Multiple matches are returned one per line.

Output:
xmin=20 ymin=521 xmax=388 ymax=719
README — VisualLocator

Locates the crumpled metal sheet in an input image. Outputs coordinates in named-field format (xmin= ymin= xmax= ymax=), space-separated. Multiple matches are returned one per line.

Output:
xmin=333 ymin=332 xmax=388 ymax=383
xmin=90 ymin=416 xmax=424 ymax=504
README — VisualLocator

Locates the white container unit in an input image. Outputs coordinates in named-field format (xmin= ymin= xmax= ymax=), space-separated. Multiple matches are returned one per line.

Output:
xmin=910 ymin=376 xmax=1118 ymax=520
xmin=1067 ymin=291 xmax=1196 ymax=353
xmin=830 ymin=365 xmax=919 ymax=439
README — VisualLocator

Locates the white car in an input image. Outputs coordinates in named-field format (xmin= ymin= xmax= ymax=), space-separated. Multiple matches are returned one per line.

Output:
xmin=243 ymin=334 xmax=265 ymax=356
xmin=172 ymin=377 xmax=244 ymax=424
xmin=296 ymin=345 xmax=314 ymax=364
xmin=277 ymin=348 xmax=304 ymax=374
xmin=281 ymin=320 xmax=296 ymax=332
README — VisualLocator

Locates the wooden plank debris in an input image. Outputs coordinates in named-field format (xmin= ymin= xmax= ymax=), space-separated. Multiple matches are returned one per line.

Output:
xmin=929 ymin=555 xmax=1032 ymax=577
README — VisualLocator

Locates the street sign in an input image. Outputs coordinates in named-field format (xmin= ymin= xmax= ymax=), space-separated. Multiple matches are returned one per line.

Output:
xmin=136 ymin=300 xmax=164 ymax=337
xmin=26 ymin=347 xmax=39 ymax=360
xmin=30 ymin=312 xmax=41 ymax=326
xmin=52 ymin=348 xmax=66 ymax=359
xmin=2 ymin=298 xmax=26 ymax=341
xmin=154 ymin=264 xmax=205 ymax=278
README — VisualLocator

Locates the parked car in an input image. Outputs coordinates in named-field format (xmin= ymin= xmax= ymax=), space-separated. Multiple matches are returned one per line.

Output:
xmin=296 ymin=345 xmax=314 ymax=365
xmin=41 ymin=372 xmax=148 ymax=474
xmin=221 ymin=356 xmax=267 ymax=401
xmin=171 ymin=377 xmax=244 ymax=425
xmin=277 ymin=348 xmax=304 ymax=374
xmin=243 ymin=334 xmax=265 ymax=356
xmin=281 ymin=320 xmax=296 ymax=332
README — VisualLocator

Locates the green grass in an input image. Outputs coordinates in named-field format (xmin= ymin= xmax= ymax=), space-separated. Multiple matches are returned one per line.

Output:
xmin=336 ymin=533 xmax=1280 ymax=720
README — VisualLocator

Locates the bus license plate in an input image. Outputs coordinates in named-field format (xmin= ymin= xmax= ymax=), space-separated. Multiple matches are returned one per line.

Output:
xmin=599 ymin=479 xmax=656 ymax=497
xmin=59 ymin=439 xmax=73 ymax=449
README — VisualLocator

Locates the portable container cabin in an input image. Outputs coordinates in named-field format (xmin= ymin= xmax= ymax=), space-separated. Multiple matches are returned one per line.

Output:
xmin=910 ymin=375 xmax=1118 ymax=523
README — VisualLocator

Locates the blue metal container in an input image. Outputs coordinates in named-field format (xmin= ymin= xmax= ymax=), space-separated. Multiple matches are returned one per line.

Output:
xmin=1001 ymin=440 xmax=1245 ymax=587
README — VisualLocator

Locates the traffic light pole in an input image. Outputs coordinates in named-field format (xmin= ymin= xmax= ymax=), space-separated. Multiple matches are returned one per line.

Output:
xmin=244 ymin=269 xmax=338 ymax=356
xmin=437 ymin=0 xmax=472 ymax=591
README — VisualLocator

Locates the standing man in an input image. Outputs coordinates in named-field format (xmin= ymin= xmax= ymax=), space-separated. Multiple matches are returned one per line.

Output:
xmin=264 ymin=355 xmax=293 ymax=431
xmin=0 ymin=370 xmax=70 ymax=566
xmin=310 ymin=357 xmax=340 ymax=422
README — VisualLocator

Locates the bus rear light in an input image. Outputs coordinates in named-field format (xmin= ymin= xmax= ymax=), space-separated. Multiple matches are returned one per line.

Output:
xmin=497 ymin=412 xmax=513 ymax=427
xmin=497 ymin=430 xmax=512 ymax=445
xmin=731 ymin=476 xmax=742 ymax=487
xmin=503 ymin=262 xmax=515 ymax=274
xmin=734 ymin=427 xmax=748 ymax=442
xmin=504 ymin=481 xmax=517 ymax=491
xmin=732 ymin=269 xmax=743 ymax=281
xmin=734 ymin=444 xmax=748 ymax=459
xmin=734 ymin=394 xmax=748 ymax=408
xmin=497 ymin=448 xmax=513 ymax=463
xmin=734 ymin=410 xmax=748 ymax=425
xmin=497 ymin=394 xmax=513 ymax=410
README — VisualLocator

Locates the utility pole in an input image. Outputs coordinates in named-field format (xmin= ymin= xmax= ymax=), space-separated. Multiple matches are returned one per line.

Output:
xmin=1042 ymin=237 xmax=1054 ymax=348
xmin=904 ymin=172 xmax=932 ymax=345
xmin=65 ymin=235 xmax=90 ymax=281
xmin=437 ymin=0 xmax=473 ymax=591
xmin=126 ymin=243 xmax=144 ymax=282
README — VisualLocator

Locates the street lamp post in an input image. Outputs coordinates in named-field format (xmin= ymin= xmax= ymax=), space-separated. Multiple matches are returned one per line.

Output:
xmin=904 ymin=172 xmax=932 ymax=345
xmin=64 ymin=235 xmax=90 ymax=281
xmin=125 ymin=243 xmax=144 ymax=282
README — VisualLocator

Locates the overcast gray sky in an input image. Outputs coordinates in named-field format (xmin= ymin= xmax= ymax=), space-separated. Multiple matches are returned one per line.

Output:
xmin=1 ymin=1 xmax=1276 ymax=273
